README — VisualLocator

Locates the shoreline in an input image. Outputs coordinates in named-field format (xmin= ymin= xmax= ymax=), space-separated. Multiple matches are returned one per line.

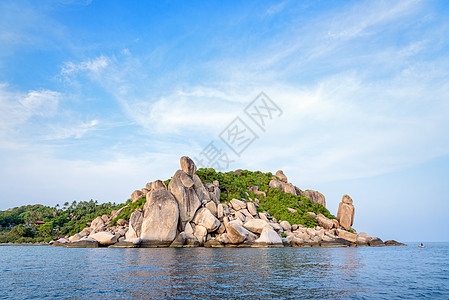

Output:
xmin=0 ymin=242 xmax=49 ymax=246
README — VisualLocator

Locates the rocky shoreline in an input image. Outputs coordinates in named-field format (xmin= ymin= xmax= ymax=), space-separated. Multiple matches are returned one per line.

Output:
xmin=52 ymin=156 xmax=406 ymax=249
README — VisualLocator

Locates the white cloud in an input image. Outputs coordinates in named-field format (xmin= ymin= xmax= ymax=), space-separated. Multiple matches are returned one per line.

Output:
xmin=44 ymin=119 xmax=99 ymax=140
xmin=60 ymin=55 xmax=110 ymax=81
xmin=236 ymin=68 xmax=449 ymax=184
xmin=40 ymin=0 xmax=449 ymax=187
xmin=265 ymin=0 xmax=290 ymax=16
xmin=326 ymin=0 xmax=420 ymax=41
xmin=0 ymin=83 xmax=61 ymax=137
xmin=131 ymin=87 xmax=249 ymax=135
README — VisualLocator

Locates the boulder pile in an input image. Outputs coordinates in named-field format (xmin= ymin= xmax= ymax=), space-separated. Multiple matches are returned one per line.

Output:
xmin=53 ymin=156 xmax=404 ymax=248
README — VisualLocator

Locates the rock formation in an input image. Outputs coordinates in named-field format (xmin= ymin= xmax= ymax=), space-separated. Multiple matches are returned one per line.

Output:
xmin=269 ymin=178 xmax=296 ymax=195
xmin=140 ymin=189 xmax=179 ymax=246
xmin=337 ymin=194 xmax=355 ymax=229
xmin=125 ymin=209 xmax=143 ymax=239
xmin=168 ymin=169 xmax=202 ymax=230
xmin=298 ymin=190 xmax=326 ymax=207
xmin=275 ymin=170 xmax=288 ymax=183
xmin=56 ymin=156 xmax=403 ymax=249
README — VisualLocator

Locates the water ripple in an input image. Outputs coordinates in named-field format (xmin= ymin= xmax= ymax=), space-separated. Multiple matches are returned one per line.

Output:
xmin=0 ymin=243 xmax=448 ymax=299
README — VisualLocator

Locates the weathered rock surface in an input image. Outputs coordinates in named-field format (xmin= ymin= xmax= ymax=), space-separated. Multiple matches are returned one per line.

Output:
xmin=280 ymin=220 xmax=292 ymax=232
xmin=125 ymin=209 xmax=143 ymax=239
xmin=89 ymin=232 xmax=118 ymax=246
xmin=180 ymin=156 xmax=197 ymax=176
xmin=116 ymin=219 xmax=128 ymax=226
xmin=254 ymin=227 xmax=283 ymax=246
xmin=170 ymin=232 xmax=188 ymax=248
xmin=194 ymin=225 xmax=208 ymax=245
xmin=110 ymin=238 xmax=142 ymax=248
xmin=151 ymin=180 xmax=167 ymax=191
xmin=205 ymin=201 xmax=217 ymax=217
xmin=168 ymin=170 xmax=201 ymax=228
xmin=234 ymin=211 xmax=246 ymax=222
xmin=226 ymin=221 xmax=252 ymax=244
xmin=140 ymin=189 xmax=179 ymax=246
xmin=110 ymin=206 xmax=127 ymax=220
xmin=180 ymin=172 xmax=194 ymax=188
xmin=185 ymin=233 xmax=200 ymax=247
xmin=53 ymin=238 xmax=69 ymax=246
xmin=230 ymin=198 xmax=246 ymax=210
xmin=184 ymin=222 xmax=194 ymax=234
xmin=204 ymin=238 xmax=224 ymax=248
xmin=204 ymin=182 xmax=220 ymax=203
xmin=342 ymin=194 xmax=353 ymax=204
xmin=193 ymin=208 xmax=221 ymax=232
xmin=66 ymin=238 xmax=98 ymax=248
xmin=69 ymin=233 xmax=82 ymax=242
xmin=247 ymin=202 xmax=257 ymax=216
xmin=299 ymin=190 xmax=326 ymax=207
xmin=316 ymin=214 xmax=334 ymax=230
xmin=337 ymin=195 xmax=355 ymax=229
xmin=337 ymin=229 xmax=357 ymax=243
xmin=192 ymin=174 xmax=210 ymax=202
xmin=384 ymin=240 xmax=406 ymax=246
xmin=90 ymin=216 xmax=105 ymax=233
xmin=275 ymin=170 xmax=288 ymax=183
xmin=320 ymin=238 xmax=350 ymax=247
xmin=356 ymin=232 xmax=372 ymax=245
xmin=368 ymin=237 xmax=385 ymax=246
xmin=269 ymin=179 xmax=296 ymax=195
xmin=131 ymin=190 xmax=143 ymax=202
xmin=243 ymin=219 xmax=269 ymax=234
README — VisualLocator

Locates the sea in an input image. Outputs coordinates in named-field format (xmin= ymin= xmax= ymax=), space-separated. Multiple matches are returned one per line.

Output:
xmin=0 ymin=243 xmax=448 ymax=299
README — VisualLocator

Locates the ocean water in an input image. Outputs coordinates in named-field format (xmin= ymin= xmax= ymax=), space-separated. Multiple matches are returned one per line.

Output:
xmin=0 ymin=243 xmax=448 ymax=299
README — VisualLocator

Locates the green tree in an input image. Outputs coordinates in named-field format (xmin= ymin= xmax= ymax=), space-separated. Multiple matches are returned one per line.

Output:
xmin=38 ymin=221 xmax=54 ymax=237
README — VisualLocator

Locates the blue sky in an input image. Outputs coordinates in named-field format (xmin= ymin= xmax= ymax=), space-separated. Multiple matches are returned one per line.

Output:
xmin=1 ymin=0 xmax=448 ymax=242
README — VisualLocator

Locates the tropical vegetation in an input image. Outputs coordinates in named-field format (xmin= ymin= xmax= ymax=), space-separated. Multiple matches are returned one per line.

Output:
xmin=0 ymin=167 xmax=336 ymax=243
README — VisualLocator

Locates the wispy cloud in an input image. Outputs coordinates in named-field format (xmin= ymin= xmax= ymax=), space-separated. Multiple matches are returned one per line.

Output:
xmin=44 ymin=119 xmax=99 ymax=140
xmin=265 ymin=0 xmax=290 ymax=16
xmin=60 ymin=55 xmax=110 ymax=82
xmin=53 ymin=0 xmax=448 ymax=185
xmin=0 ymin=84 xmax=60 ymax=135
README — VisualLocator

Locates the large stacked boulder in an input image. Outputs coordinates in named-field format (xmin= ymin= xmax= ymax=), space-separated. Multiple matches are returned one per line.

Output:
xmin=254 ymin=227 xmax=283 ymax=246
xmin=140 ymin=189 xmax=179 ymax=247
xmin=168 ymin=156 xmax=208 ymax=230
xmin=204 ymin=182 xmax=220 ymax=203
xmin=269 ymin=178 xmax=296 ymax=195
xmin=316 ymin=213 xmax=334 ymax=229
xmin=89 ymin=232 xmax=118 ymax=246
xmin=275 ymin=170 xmax=288 ymax=183
xmin=193 ymin=208 xmax=220 ymax=232
xmin=131 ymin=190 xmax=143 ymax=202
xmin=226 ymin=221 xmax=256 ymax=244
xmin=125 ymin=209 xmax=143 ymax=239
xmin=298 ymin=190 xmax=326 ymax=207
xmin=337 ymin=194 xmax=355 ymax=229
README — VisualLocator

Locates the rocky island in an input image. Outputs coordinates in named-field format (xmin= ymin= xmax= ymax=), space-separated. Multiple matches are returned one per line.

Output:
xmin=53 ymin=156 xmax=405 ymax=248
